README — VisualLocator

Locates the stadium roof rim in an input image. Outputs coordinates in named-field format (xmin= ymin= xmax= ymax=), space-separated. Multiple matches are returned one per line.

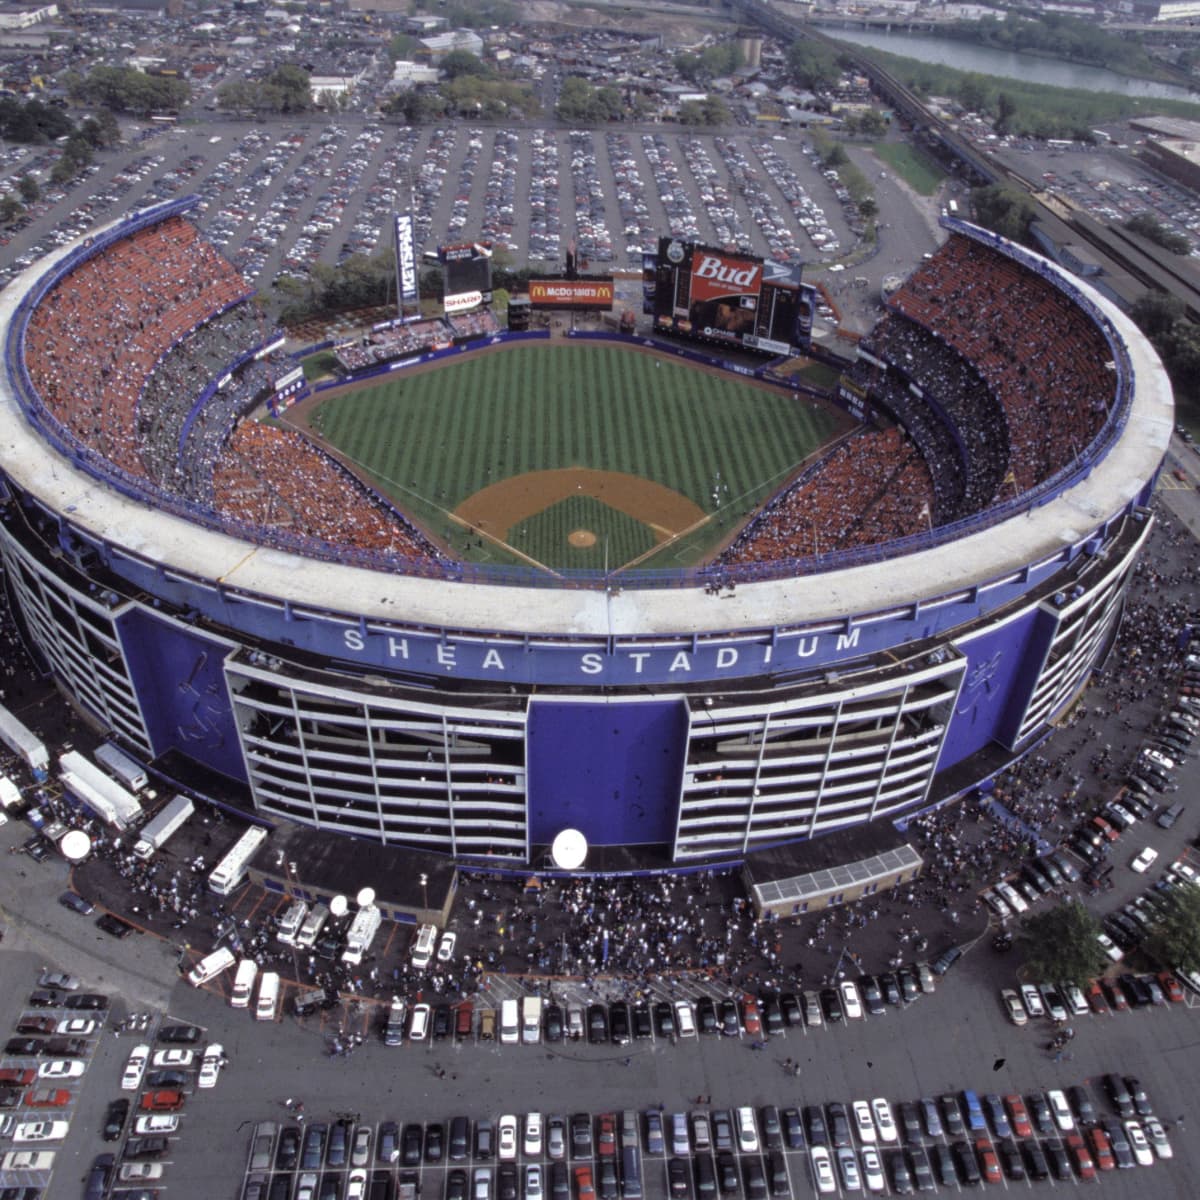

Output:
xmin=0 ymin=214 xmax=1172 ymax=643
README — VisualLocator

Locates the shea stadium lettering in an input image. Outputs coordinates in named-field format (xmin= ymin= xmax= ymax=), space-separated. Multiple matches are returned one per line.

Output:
xmin=528 ymin=278 xmax=614 ymax=311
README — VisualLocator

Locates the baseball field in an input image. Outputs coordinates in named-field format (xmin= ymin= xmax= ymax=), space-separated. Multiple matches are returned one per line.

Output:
xmin=296 ymin=343 xmax=847 ymax=573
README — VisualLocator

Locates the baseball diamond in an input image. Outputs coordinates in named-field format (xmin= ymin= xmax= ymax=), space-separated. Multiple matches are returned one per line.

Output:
xmin=0 ymin=197 xmax=1173 ymax=872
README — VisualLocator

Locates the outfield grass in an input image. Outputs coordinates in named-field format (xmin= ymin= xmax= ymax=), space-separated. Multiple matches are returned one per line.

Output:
xmin=307 ymin=345 xmax=844 ymax=570
xmin=873 ymin=142 xmax=946 ymax=197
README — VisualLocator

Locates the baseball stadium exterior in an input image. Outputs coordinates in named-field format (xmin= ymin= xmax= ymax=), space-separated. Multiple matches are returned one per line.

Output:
xmin=0 ymin=197 xmax=1173 ymax=873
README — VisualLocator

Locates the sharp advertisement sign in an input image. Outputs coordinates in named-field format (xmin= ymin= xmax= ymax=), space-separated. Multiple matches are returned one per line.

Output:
xmin=528 ymin=277 xmax=615 ymax=311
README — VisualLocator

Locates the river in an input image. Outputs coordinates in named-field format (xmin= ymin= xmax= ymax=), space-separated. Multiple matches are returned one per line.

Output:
xmin=830 ymin=27 xmax=1196 ymax=101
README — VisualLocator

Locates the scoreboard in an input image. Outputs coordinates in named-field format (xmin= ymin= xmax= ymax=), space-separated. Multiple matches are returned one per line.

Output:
xmin=644 ymin=238 xmax=817 ymax=355
xmin=440 ymin=242 xmax=493 ymax=313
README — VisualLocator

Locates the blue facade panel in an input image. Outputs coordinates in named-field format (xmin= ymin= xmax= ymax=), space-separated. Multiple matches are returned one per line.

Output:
xmin=115 ymin=608 xmax=247 ymax=783
xmin=526 ymin=698 xmax=688 ymax=847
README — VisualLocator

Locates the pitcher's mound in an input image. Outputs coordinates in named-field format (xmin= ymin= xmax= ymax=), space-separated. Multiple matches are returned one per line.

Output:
xmin=568 ymin=530 xmax=598 ymax=548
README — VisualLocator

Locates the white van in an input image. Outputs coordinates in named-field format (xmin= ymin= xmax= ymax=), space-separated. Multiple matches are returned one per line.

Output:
xmin=186 ymin=946 xmax=236 ymax=988
xmin=276 ymin=900 xmax=309 ymax=946
xmin=500 ymin=998 xmax=520 ymax=1044
xmin=255 ymin=971 xmax=281 ymax=1022
xmin=411 ymin=923 xmax=438 ymax=970
xmin=521 ymin=996 xmax=542 ymax=1045
xmin=295 ymin=903 xmax=330 ymax=949
xmin=230 ymin=958 xmax=258 ymax=1009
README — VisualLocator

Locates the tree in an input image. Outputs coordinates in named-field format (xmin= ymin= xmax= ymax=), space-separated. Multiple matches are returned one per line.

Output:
xmin=1130 ymin=290 xmax=1185 ymax=340
xmin=17 ymin=175 xmax=39 ymax=204
xmin=440 ymin=50 xmax=489 ymax=80
xmin=1125 ymin=212 xmax=1191 ymax=256
xmin=0 ymin=195 xmax=22 ymax=225
xmin=1019 ymin=900 xmax=1107 ymax=987
xmin=1147 ymin=883 xmax=1200 ymax=973
xmin=995 ymin=92 xmax=1017 ymax=135
xmin=970 ymin=184 xmax=1035 ymax=244
xmin=787 ymin=39 xmax=839 ymax=91
xmin=858 ymin=196 xmax=879 ymax=222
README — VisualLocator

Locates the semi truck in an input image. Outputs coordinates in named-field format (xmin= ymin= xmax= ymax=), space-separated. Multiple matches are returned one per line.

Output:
xmin=133 ymin=795 xmax=194 ymax=860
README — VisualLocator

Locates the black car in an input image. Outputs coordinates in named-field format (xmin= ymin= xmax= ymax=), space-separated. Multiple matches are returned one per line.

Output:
xmin=1024 ymin=1139 xmax=1050 ymax=1180
xmin=632 ymin=1005 xmax=652 ymax=1041
xmin=782 ymin=1108 xmax=804 ymax=1151
xmin=587 ymin=1005 xmax=609 ymax=1045
xmin=432 ymin=1005 xmax=451 ymax=1040
xmin=696 ymin=997 xmax=719 ymax=1035
xmin=1102 ymin=1118 xmax=1135 ymax=1169
xmin=44 ymin=1037 xmax=87 ymax=1058
xmin=401 ymin=1123 xmax=424 ymax=1167
xmin=761 ymin=997 xmax=784 ymax=1036
xmin=549 ymin=1162 xmax=569 ymax=1200
xmin=778 ymin=993 xmax=802 ymax=1026
xmin=741 ymin=1156 xmax=765 ymax=1200
xmin=544 ymin=1004 xmax=564 ymax=1043
xmin=718 ymin=1000 xmax=739 ymax=1037
xmin=425 ymin=1123 xmax=444 ymax=1163
xmin=1126 ymin=1076 xmax=1152 ymax=1117
xmin=158 ymin=1023 xmax=202 ymax=1044
xmin=859 ymin=975 xmax=886 ymax=1013
xmin=275 ymin=1127 xmax=300 ymax=1170
xmin=447 ymin=1171 xmax=468 ymax=1200
xmin=818 ymin=989 xmax=843 ymax=1024
xmin=59 ymin=890 xmax=95 ymax=915
xmin=96 ymin=913 xmax=137 ymax=939
xmin=609 ymin=1002 xmax=631 ymax=1045
xmin=803 ymin=1106 xmax=827 ymax=1148
xmin=897 ymin=966 xmax=921 ymax=1003
xmin=715 ymin=1151 xmax=738 ymax=1194
xmin=760 ymin=1106 xmax=782 ymax=1152
xmin=898 ymin=1102 xmax=923 ymax=1146
xmin=145 ymin=1069 xmax=189 ymax=1089
xmin=326 ymin=1119 xmax=350 ymax=1167
xmin=0 ymin=1087 xmax=22 ymax=1109
xmin=596 ymin=1158 xmax=618 ymax=1200
xmin=668 ymin=1157 xmax=690 ymax=1199
xmin=909 ymin=1145 xmax=935 ymax=1192
xmin=14 ymin=1018 xmax=54 ymax=1036
xmin=378 ymin=1121 xmax=400 ymax=1164
xmin=499 ymin=1164 xmax=520 ymax=1200
xmin=998 ymin=1139 xmax=1025 ymax=1181
xmin=879 ymin=973 xmax=902 ymax=1007
xmin=653 ymin=1002 xmax=675 ymax=1039
xmin=1045 ymin=1139 xmax=1072 ymax=1181
xmin=27 ymin=990 xmax=60 ymax=1008
xmin=930 ymin=945 xmax=963 ymax=976
xmin=124 ymin=1136 xmax=170 ymax=1160
xmin=4 ymin=1038 xmax=43 ymax=1056
xmin=887 ymin=1149 xmax=914 ymax=1195
xmin=23 ymin=835 xmax=49 ymax=862
xmin=64 ymin=993 xmax=108 ymax=1011
xmin=301 ymin=1124 xmax=327 ymax=1170
xmin=103 ymin=1098 xmax=130 ymax=1141
xmin=826 ymin=1104 xmax=851 ymax=1149
xmin=951 ymin=1141 xmax=980 ymax=1186
xmin=83 ymin=1154 xmax=113 ymax=1200
xmin=930 ymin=1143 xmax=956 ymax=1188
xmin=571 ymin=1113 xmax=592 ymax=1158
xmin=765 ymin=1150 xmax=787 ymax=1197
xmin=1027 ymin=1093 xmax=1053 ymax=1137
xmin=1067 ymin=1085 xmax=1096 ymax=1125
xmin=939 ymin=1095 xmax=965 ymax=1139
xmin=1103 ymin=1074 xmax=1135 ymax=1118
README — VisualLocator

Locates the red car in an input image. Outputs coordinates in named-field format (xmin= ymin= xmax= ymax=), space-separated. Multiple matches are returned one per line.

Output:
xmin=1085 ymin=981 xmax=1109 ymax=1014
xmin=139 ymin=1090 xmax=184 ymax=1112
xmin=1159 ymin=972 xmax=1185 ymax=1003
xmin=574 ymin=1165 xmax=595 ymax=1200
xmin=1004 ymin=1095 xmax=1032 ymax=1139
xmin=1065 ymin=1132 xmax=1095 ymax=1180
xmin=24 ymin=1087 xmax=70 ymax=1108
xmin=1103 ymin=979 xmax=1129 ymax=1011
xmin=0 ymin=1069 xmax=35 ymax=1087
xmin=1091 ymin=816 xmax=1119 ymax=842
xmin=596 ymin=1114 xmax=616 ymax=1157
xmin=741 ymin=997 xmax=762 ymax=1037
xmin=975 ymin=1137 xmax=1001 ymax=1184
xmin=1088 ymin=1126 xmax=1115 ymax=1171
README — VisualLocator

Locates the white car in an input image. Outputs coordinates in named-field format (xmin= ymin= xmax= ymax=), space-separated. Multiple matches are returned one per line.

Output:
xmin=995 ymin=881 xmax=1028 ymax=914
xmin=498 ymin=1115 xmax=518 ymax=1161
xmin=852 ymin=1101 xmax=876 ymax=1144
xmin=523 ymin=1112 xmax=543 ymax=1158
xmin=55 ymin=1017 xmax=96 ymax=1037
xmin=735 ymin=1106 xmax=759 ymax=1153
xmin=1097 ymin=932 xmax=1124 ymax=962
xmin=1046 ymin=1090 xmax=1074 ymax=1132
xmin=437 ymin=931 xmax=457 ymax=963
xmin=674 ymin=1001 xmax=696 ymax=1037
xmin=1125 ymin=1120 xmax=1154 ymax=1166
xmin=839 ymin=981 xmax=863 ymax=1019
xmin=1061 ymin=982 xmax=1089 ymax=1016
xmin=1144 ymin=1115 xmax=1172 ymax=1158
xmin=870 ymin=1099 xmax=898 ymax=1144
xmin=1131 ymin=847 xmax=1159 ymax=873
xmin=37 ymin=1060 xmax=84 ymax=1080
xmin=408 ymin=1003 xmax=430 ymax=1042
xmin=134 ymin=1114 xmax=179 ymax=1135
xmin=197 ymin=1043 xmax=224 ymax=1090
xmin=121 ymin=1044 xmax=149 ymax=1091
xmin=860 ymin=1145 xmax=886 ymax=1193
xmin=119 ymin=1163 xmax=164 ymax=1181
xmin=1019 ymin=984 xmax=1045 ymax=1018
xmin=1000 ymin=988 xmax=1027 ymax=1026
xmin=982 ymin=890 xmax=1011 ymax=919
xmin=346 ymin=1170 xmax=367 ymax=1200
xmin=152 ymin=1048 xmax=194 ymax=1069
xmin=13 ymin=1120 xmax=68 ymax=1142
xmin=810 ymin=1145 xmax=836 ymax=1195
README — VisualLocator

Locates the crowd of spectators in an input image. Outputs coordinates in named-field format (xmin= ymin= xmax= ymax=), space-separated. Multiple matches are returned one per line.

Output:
xmin=447 ymin=308 xmax=501 ymax=340
xmin=889 ymin=234 xmax=1112 ymax=492
xmin=21 ymin=215 xmax=438 ymax=562
xmin=334 ymin=318 xmax=451 ymax=373
xmin=23 ymin=217 xmax=250 ymax=479
xmin=722 ymin=427 xmax=934 ymax=566
xmin=211 ymin=421 xmax=434 ymax=557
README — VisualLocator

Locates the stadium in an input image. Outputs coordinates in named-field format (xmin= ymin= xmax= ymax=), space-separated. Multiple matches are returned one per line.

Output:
xmin=0 ymin=195 xmax=1172 ymax=878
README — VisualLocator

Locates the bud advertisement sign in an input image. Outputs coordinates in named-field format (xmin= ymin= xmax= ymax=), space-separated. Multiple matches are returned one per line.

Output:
xmin=688 ymin=250 xmax=761 ymax=343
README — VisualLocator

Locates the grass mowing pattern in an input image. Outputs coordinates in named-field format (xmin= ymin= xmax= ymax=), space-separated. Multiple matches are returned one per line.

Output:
xmin=310 ymin=345 xmax=842 ymax=568
xmin=509 ymin=495 xmax=656 ymax=571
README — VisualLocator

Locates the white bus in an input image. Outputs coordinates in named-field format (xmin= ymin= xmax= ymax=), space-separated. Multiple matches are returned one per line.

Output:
xmin=187 ymin=946 xmax=236 ymax=988
xmin=230 ymin=958 xmax=258 ymax=1008
xmin=276 ymin=900 xmax=309 ymax=946
xmin=208 ymin=826 xmax=268 ymax=896
xmin=410 ymin=923 xmax=437 ymax=970
xmin=295 ymin=903 xmax=330 ymax=949
xmin=341 ymin=904 xmax=382 ymax=966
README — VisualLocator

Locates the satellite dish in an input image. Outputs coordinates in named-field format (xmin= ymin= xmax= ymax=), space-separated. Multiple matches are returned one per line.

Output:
xmin=356 ymin=886 xmax=376 ymax=909
xmin=551 ymin=828 xmax=588 ymax=871
xmin=329 ymin=894 xmax=348 ymax=917
xmin=60 ymin=830 xmax=91 ymax=862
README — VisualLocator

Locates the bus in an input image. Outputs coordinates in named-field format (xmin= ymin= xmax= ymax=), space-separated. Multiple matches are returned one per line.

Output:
xmin=207 ymin=826 xmax=268 ymax=896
